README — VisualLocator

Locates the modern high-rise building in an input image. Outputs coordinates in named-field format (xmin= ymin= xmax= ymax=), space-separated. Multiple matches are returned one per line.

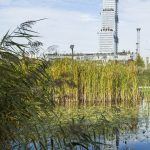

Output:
xmin=99 ymin=0 xmax=119 ymax=54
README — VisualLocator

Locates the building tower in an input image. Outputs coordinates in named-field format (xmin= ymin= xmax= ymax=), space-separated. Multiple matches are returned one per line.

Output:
xmin=136 ymin=28 xmax=141 ymax=55
xmin=99 ymin=0 xmax=119 ymax=55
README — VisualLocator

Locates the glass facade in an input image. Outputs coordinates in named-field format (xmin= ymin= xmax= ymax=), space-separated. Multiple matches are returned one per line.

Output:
xmin=99 ymin=0 xmax=118 ymax=54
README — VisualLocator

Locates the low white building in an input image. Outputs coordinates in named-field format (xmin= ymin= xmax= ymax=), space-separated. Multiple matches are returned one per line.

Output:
xmin=46 ymin=52 xmax=134 ymax=62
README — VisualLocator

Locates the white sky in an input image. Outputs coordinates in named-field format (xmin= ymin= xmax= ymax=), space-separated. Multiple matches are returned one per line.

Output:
xmin=0 ymin=0 xmax=150 ymax=57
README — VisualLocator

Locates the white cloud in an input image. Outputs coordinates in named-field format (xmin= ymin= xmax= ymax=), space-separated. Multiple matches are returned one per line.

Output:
xmin=0 ymin=0 xmax=150 ymax=57
xmin=0 ymin=7 xmax=99 ymax=53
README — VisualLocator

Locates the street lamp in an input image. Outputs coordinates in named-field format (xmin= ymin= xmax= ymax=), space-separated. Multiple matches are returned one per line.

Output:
xmin=70 ymin=45 xmax=74 ymax=60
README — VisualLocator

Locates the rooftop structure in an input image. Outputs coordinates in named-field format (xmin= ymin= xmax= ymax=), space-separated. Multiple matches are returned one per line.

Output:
xmin=136 ymin=28 xmax=141 ymax=54
xmin=99 ymin=0 xmax=119 ymax=54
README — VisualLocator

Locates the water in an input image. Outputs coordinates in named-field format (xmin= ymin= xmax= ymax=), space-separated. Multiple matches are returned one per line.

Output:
xmin=10 ymin=99 xmax=150 ymax=150
xmin=118 ymin=100 xmax=150 ymax=150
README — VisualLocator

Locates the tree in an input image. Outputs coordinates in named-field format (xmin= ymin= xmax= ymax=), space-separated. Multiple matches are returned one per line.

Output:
xmin=135 ymin=54 xmax=145 ymax=68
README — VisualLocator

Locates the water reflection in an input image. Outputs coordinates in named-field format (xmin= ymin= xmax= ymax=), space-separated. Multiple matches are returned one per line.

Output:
xmin=11 ymin=99 xmax=150 ymax=150
xmin=118 ymin=100 xmax=150 ymax=150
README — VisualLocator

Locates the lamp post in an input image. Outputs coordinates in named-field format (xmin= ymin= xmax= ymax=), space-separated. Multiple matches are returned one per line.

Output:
xmin=70 ymin=45 xmax=74 ymax=60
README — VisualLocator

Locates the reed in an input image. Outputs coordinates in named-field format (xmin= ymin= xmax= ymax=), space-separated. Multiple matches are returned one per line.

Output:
xmin=48 ymin=58 xmax=141 ymax=105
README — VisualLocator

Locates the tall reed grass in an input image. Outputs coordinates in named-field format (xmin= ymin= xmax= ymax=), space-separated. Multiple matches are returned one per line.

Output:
xmin=48 ymin=58 xmax=141 ymax=105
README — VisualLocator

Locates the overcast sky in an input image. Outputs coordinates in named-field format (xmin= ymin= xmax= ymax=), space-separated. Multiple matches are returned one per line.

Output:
xmin=0 ymin=0 xmax=150 ymax=57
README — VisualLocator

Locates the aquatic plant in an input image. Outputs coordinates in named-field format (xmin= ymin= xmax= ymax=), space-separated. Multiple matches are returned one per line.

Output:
xmin=48 ymin=59 xmax=141 ymax=105
xmin=0 ymin=19 xmax=54 ymax=147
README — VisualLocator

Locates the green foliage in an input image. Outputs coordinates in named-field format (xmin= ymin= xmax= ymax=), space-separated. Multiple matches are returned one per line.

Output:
xmin=0 ymin=51 xmax=55 ymax=145
xmin=0 ymin=20 xmax=54 ymax=147
xmin=0 ymin=53 xmax=141 ymax=147
xmin=48 ymin=59 xmax=140 ymax=104
xmin=138 ymin=69 xmax=150 ymax=86
xmin=135 ymin=54 xmax=145 ymax=68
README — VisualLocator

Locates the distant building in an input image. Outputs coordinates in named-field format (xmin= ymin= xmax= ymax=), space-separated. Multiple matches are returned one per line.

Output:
xmin=99 ymin=0 xmax=119 ymax=54
xmin=46 ymin=52 xmax=133 ymax=62
xmin=45 ymin=0 xmax=135 ymax=62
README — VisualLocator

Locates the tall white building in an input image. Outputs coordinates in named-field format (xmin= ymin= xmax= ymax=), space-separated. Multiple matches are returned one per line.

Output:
xmin=99 ymin=0 xmax=119 ymax=54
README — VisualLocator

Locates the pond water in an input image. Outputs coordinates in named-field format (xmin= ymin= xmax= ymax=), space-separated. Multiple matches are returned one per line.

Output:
xmin=112 ymin=100 xmax=150 ymax=150
xmin=11 ymin=99 xmax=150 ymax=150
